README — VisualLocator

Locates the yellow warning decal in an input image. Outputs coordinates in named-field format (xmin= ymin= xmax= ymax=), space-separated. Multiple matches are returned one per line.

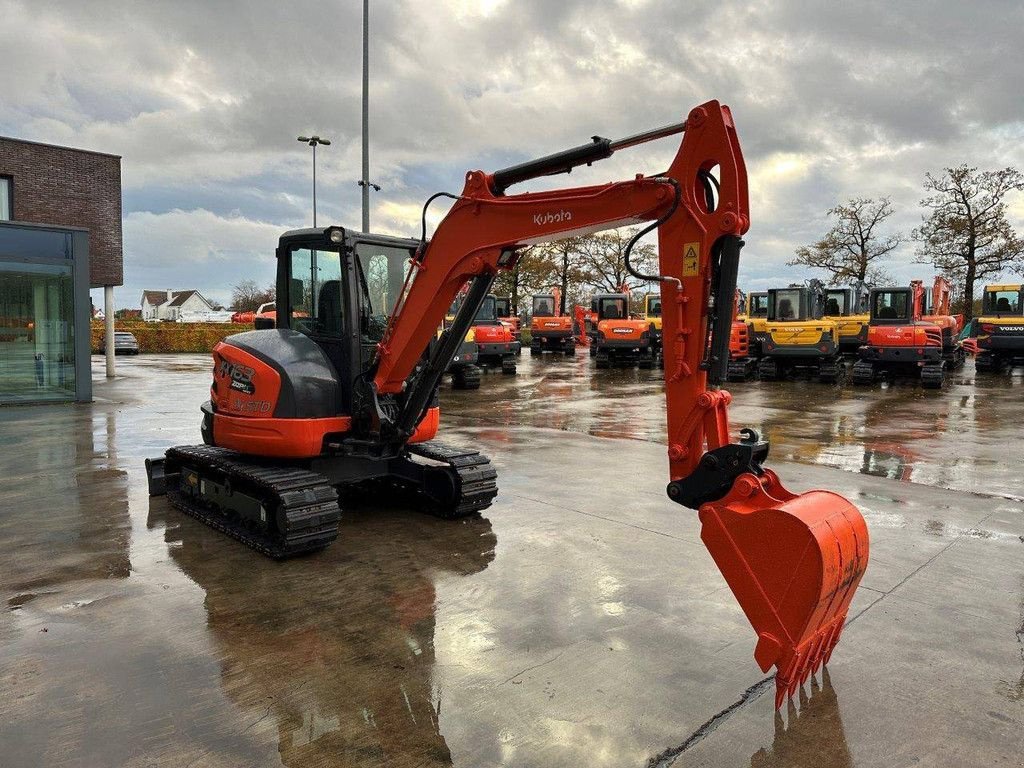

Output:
xmin=682 ymin=242 xmax=700 ymax=276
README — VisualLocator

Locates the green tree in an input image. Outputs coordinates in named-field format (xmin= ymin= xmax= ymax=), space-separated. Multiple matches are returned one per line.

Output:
xmin=913 ymin=165 xmax=1024 ymax=320
xmin=789 ymin=198 xmax=900 ymax=286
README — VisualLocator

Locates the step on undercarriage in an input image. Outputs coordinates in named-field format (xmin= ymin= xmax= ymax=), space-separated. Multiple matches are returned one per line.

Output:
xmin=147 ymin=440 xmax=498 ymax=559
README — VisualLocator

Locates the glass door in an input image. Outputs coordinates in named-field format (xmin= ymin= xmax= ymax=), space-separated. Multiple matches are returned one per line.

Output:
xmin=0 ymin=261 xmax=76 ymax=401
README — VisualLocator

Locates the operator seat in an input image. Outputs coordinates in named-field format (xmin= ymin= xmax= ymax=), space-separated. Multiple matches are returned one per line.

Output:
xmin=825 ymin=299 xmax=840 ymax=315
xmin=778 ymin=299 xmax=794 ymax=320
xmin=997 ymin=297 xmax=1012 ymax=312
xmin=877 ymin=306 xmax=897 ymax=319
xmin=318 ymin=280 xmax=343 ymax=336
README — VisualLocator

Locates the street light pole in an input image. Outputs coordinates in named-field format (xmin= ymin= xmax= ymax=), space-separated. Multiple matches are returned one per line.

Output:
xmin=297 ymin=135 xmax=331 ymax=226
xmin=358 ymin=0 xmax=380 ymax=232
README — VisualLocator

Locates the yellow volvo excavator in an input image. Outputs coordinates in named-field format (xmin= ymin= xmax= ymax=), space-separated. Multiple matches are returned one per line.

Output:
xmin=970 ymin=284 xmax=1024 ymax=372
xmin=758 ymin=280 xmax=844 ymax=383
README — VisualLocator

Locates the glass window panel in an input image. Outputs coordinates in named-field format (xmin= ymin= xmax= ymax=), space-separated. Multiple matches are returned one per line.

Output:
xmin=825 ymin=291 xmax=848 ymax=315
xmin=355 ymin=243 xmax=414 ymax=343
xmin=0 ymin=226 xmax=73 ymax=259
xmin=474 ymin=296 xmax=497 ymax=322
xmin=873 ymin=291 xmax=910 ymax=320
xmin=771 ymin=289 xmax=803 ymax=321
xmin=0 ymin=178 xmax=10 ymax=221
xmin=288 ymin=248 xmax=344 ymax=337
xmin=0 ymin=261 xmax=76 ymax=401
xmin=598 ymin=297 xmax=628 ymax=320
xmin=532 ymin=295 xmax=555 ymax=317
xmin=988 ymin=290 xmax=1021 ymax=314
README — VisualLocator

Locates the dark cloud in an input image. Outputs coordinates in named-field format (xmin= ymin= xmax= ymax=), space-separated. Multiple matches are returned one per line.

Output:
xmin=6 ymin=0 xmax=1024 ymax=307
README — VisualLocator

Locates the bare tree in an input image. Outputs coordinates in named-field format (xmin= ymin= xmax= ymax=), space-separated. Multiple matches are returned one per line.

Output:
xmin=913 ymin=165 xmax=1024 ymax=320
xmin=231 ymin=279 xmax=276 ymax=312
xmin=789 ymin=198 xmax=901 ymax=286
xmin=580 ymin=227 xmax=657 ymax=294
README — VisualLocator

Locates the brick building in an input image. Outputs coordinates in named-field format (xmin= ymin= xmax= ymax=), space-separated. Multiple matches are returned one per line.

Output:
xmin=0 ymin=137 xmax=123 ymax=403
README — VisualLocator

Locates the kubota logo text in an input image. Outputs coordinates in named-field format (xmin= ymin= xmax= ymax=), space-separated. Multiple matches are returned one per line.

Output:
xmin=533 ymin=210 xmax=573 ymax=226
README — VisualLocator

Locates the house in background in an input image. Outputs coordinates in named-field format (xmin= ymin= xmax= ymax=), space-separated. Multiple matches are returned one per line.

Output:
xmin=141 ymin=290 xmax=230 ymax=322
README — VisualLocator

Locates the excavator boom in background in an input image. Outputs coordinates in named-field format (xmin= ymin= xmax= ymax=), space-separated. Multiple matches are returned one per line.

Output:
xmin=146 ymin=101 xmax=868 ymax=709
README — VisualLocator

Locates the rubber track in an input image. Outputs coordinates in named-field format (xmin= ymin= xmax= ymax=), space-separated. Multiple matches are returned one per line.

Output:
xmin=406 ymin=441 xmax=499 ymax=519
xmin=851 ymin=360 xmax=874 ymax=385
xmin=164 ymin=445 xmax=340 ymax=559
xmin=920 ymin=363 xmax=945 ymax=388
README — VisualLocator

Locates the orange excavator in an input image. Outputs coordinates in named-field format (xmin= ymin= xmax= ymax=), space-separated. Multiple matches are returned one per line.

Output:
xmin=573 ymin=304 xmax=594 ymax=348
xmin=528 ymin=287 xmax=577 ymax=355
xmin=853 ymin=277 xmax=964 ymax=388
xmin=593 ymin=284 xmax=656 ymax=368
xmin=145 ymin=101 xmax=868 ymax=708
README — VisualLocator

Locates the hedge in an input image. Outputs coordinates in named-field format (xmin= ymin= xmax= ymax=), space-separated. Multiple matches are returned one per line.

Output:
xmin=91 ymin=320 xmax=254 ymax=354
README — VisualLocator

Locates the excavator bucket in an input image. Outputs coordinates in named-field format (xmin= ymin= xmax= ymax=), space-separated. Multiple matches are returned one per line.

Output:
xmin=698 ymin=469 xmax=869 ymax=708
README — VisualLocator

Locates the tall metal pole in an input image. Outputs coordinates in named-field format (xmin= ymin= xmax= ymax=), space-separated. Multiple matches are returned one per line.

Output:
xmin=361 ymin=0 xmax=370 ymax=232
xmin=298 ymin=135 xmax=330 ymax=226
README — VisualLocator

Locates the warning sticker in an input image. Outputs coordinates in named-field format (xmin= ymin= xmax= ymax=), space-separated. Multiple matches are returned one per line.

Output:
xmin=682 ymin=242 xmax=700 ymax=276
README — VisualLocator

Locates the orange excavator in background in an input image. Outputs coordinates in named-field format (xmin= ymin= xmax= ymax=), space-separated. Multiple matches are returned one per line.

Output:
xmin=852 ymin=278 xmax=963 ymax=388
xmin=592 ymin=284 xmax=656 ymax=369
xmin=528 ymin=287 xmax=577 ymax=355
xmin=573 ymin=304 xmax=594 ymax=348
xmin=493 ymin=296 xmax=520 ymax=336
xmin=922 ymin=276 xmax=965 ymax=368
xmin=145 ymin=101 xmax=868 ymax=708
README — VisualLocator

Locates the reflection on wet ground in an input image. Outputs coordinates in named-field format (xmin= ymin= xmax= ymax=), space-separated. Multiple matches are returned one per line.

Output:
xmin=0 ymin=355 xmax=1021 ymax=767
xmin=440 ymin=352 xmax=1024 ymax=499
xmin=749 ymin=671 xmax=851 ymax=768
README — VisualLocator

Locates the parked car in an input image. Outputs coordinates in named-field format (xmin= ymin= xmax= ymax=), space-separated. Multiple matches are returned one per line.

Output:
xmin=94 ymin=331 xmax=140 ymax=355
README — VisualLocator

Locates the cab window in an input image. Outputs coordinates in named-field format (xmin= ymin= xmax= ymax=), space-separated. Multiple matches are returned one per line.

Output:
xmin=355 ymin=243 xmax=414 ymax=343
xmin=872 ymin=291 xmax=910 ymax=321
xmin=532 ymin=296 xmax=555 ymax=317
xmin=598 ymin=297 xmax=628 ymax=320
xmin=475 ymin=296 xmax=497 ymax=322
xmin=647 ymin=296 xmax=662 ymax=317
xmin=987 ymin=290 xmax=1021 ymax=314
xmin=824 ymin=291 xmax=847 ymax=316
xmin=494 ymin=298 xmax=511 ymax=317
xmin=769 ymin=289 xmax=803 ymax=321
xmin=288 ymin=248 xmax=344 ymax=336
xmin=749 ymin=294 xmax=768 ymax=317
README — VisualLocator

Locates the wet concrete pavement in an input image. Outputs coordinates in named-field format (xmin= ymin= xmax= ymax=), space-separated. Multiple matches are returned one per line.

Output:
xmin=446 ymin=351 xmax=1024 ymax=501
xmin=0 ymin=353 xmax=1021 ymax=767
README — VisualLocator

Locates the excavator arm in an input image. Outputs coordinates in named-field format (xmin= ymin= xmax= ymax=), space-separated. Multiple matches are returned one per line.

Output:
xmin=372 ymin=101 xmax=868 ymax=707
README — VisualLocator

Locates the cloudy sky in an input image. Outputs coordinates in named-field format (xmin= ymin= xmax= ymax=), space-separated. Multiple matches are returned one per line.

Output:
xmin=3 ymin=0 xmax=1023 ymax=309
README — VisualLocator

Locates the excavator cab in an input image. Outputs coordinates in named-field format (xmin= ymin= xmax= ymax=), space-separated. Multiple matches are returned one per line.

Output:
xmin=823 ymin=287 xmax=870 ymax=354
xmin=972 ymin=284 xmax=1024 ymax=372
xmin=529 ymin=291 xmax=576 ymax=355
xmin=759 ymin=284 xmax=843 ymax=382
xmin=593 ymin=292 xmax=654 ymax=369
xmin=853 ymin=283 xmax=952 ymax=387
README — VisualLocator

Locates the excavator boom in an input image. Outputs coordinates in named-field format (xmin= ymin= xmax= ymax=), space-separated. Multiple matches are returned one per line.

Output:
xmin=368 ymin=101 xmax=869 ymax=707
